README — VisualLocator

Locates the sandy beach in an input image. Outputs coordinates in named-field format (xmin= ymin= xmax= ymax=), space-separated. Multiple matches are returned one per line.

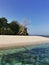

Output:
xmin=0 ymin=35 xmax=49 ymax=49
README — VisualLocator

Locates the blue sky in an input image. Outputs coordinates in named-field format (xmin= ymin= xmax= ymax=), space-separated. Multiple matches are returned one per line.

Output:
xmin=0 ymin=0 xmax=49 ymax=35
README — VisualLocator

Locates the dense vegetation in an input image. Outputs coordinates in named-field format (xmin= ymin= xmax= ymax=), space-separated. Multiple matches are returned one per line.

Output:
xmin=0 ymin=17 xmax=28 ymax=35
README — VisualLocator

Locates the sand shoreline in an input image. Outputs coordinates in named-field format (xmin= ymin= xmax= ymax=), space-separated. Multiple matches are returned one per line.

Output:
xmin=0 ymin=35 xmax=49 ymax=49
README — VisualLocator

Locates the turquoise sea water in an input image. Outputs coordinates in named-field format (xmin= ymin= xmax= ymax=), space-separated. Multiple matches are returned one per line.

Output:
xmin=0 ymin=43 xmax=49 ymax=65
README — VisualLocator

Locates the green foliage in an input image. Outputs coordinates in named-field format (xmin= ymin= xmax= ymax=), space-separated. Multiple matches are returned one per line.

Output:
xmin=5 ymin=27 xmax=14 ymax=35
xmin=0 ymin=17 xmax=28 ymax=35
xmin=10 ymin=21 xmax=20 ymax=35
xmin=0 ymin=17 xmax=7 ymax=27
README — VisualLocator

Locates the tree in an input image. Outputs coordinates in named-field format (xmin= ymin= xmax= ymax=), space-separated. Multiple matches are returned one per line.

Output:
xmin=22 ymin=19 xmax=29 ymax=35
xmin=0 ymin=17 xmax=7 ymax=27
xmin=6 ymin=27 xmax=14 ymax=35
xmin=10 ymin=21 xmax=20 ymax=35
xmin=0 ymin=17 xmax=28 ymax=35
xmin=17 ymin=25 xmax=28 ymax=35
xmin=0 ymin=17 xmax=8 ymax=34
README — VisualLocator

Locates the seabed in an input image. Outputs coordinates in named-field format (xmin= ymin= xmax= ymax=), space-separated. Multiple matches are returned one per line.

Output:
xmin=0 ymin=43 xmax=49 ymax=65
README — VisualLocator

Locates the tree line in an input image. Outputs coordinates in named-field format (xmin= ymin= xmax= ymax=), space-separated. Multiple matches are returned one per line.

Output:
xmin=0 ymin=17 xmax=28 ymax=35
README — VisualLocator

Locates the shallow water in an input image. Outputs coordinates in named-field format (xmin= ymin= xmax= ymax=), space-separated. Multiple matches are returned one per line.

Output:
xmin=0 ymin=43 xmax=49 ymax=65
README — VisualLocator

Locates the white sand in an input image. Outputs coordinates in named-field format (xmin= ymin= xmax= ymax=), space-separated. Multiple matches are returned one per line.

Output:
xmin=0 ymin=35 xmax=49 ymax=49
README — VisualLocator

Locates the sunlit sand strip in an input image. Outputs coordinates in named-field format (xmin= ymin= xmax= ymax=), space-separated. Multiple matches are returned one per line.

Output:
xmin=0 ymin=35 xmax=49 ymax=49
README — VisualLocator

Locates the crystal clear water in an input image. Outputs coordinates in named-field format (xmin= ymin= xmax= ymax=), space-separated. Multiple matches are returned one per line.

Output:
xmin=0 ymin=43 xmax=49 ymax=65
